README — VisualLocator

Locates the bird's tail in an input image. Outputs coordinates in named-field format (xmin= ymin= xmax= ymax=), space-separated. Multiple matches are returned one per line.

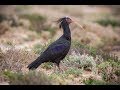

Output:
xmin=27 ymin=57 xmax=43 ymax=70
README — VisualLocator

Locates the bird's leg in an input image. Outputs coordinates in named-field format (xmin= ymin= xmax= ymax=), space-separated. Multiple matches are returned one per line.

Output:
xmin=57 ymin=65 xmax=61 ymax=73
xmin=56 ymin=63 xmax=64 ymax=73
xmin=53 ymin=63 xmax=58 ymax=73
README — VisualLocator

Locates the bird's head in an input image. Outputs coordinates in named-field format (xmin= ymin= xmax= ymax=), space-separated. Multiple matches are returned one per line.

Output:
xmin=56 ymin=16 xmax=85 ymax=30
xmin=56 ymin=16 xmax=73 ymax=28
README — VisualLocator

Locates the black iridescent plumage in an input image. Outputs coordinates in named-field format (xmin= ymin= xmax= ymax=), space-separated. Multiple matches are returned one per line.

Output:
xmin=27 ymin=16 xmax=72 ymax=70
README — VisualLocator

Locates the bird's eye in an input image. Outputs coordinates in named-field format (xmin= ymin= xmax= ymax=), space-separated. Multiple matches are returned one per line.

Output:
xmin=66 ymin=18 xmax=72 ymax=23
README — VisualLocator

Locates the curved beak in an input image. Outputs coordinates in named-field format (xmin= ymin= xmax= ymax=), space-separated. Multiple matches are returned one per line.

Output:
xmin=73 ymin=20 xmax=85 ymax=30
xmin=70 ymin=17 xmax=85 ymax=30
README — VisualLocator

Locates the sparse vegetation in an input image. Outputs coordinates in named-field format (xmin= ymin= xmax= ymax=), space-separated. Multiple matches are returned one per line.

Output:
xmin=3 ymin=70 xmax=53 ymax=85
xmin=0 ymin=22 xmax=9 ymax=35
xmin=41 ymin=62 xmax=53 ymax=70
xmin=33 ymin=40 xmax=54 ymax=54
xmin=0 ymin=5 xmax=120 ymax=85
xmin=33 ymin=44 xmax=44 ymax=54
xmin=64 ymin=67 xmax=82 ymax=77
xmin=44 ymin=26 xmax=56 ymax=36
xmin=71 ymin=41 xmax=119 ymax=62
xmin=95 ymin=18 xmax=120 ymax=27
xmin=64 ymin=50 xmax=97 ymax=72
xmin=19 ymin=13 xmax=57 ymax=38
xmin=0 ymin=14 xmax=7 ymax=23
xmin=0 ymin=47 xmax=37 ymax=72
xmin=97 ymin=60 xmax=120 ymax=85
xmin=20 ymin=14 xmax=47 ymax=33
xmin=83 ymin=77 xmax=107 ymax=85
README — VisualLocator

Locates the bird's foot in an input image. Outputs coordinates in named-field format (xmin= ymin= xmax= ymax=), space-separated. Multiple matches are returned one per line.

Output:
xmin=58 ymin=67 xmax=64 ymax=73
xmin=53 ymin=66 xmax=64 ymax=73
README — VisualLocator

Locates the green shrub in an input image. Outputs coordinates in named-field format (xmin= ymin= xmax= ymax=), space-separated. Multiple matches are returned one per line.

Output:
xmin=115 ymin=70 xmax=120 ymax=76
xmin=20 ymin=14 xmax=47 ymax=32
xmin=6 ymin=41 xmax=13 ymax=46
xmin=83 ymin=78 xmax=107 ymax=85
xmin=95 ymin=18 xmax=120 ymax=27
xmin=21 ymin=14 xmax=46 ymax=23
xmin=71 ymin=41 xmax=99 ymax=57
xmin=33 ymin=44 xmax=44 ymax=54
xmin=64 ymin=67 xmax=82 ymax=77
xmin=44 ymin=26 xmax=56 ymax=36
xmin=3 ymin=70 xmax=53 ymax=85
xmin=41 ymin=62 xmax=53 ymax=70
xmin=33 ymin=40 xmax=54 ymax=54
xmin=71 ymin=41 xmax=119 ymax=62
xmin=64 ymin=51 xmax=97 ymax=73
xmin=98 ymin=60 xmax=120 ymax=84
xmin=0 ymin=14 xmax=7 ymax=23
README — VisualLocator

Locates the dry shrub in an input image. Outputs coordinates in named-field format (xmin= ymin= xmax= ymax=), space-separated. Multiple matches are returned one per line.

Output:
xmin=0 ymin=47 xmax=55 ymax=85
xmin=0 ymin=22 xmax=9 ymax=35
xmin=20 ymin=14 xmax=47 ymax=32
xmin=0 ymin=47 xmax=37 ymax=72
xmin=98 ymin=61 xmax=120 ymax=84
xmin=80 ymin=32 xmax=103 ymax=47
xmin=71 ymin=21 xmax=120 ymax=48
xmin=86 ymin=23 xmax=120 ymax=42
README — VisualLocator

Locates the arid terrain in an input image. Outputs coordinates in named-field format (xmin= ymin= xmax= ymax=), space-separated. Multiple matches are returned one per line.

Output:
xmin=0 ymin=5 xmax=120 ymax=85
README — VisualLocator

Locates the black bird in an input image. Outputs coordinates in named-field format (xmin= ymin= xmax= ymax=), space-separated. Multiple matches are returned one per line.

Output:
xmin=27 ymin=16 xmax=73 ymax=70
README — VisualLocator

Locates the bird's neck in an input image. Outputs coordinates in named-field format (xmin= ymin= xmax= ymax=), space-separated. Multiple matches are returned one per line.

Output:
xmin=61 ymin=22 xmax=71 ymax=40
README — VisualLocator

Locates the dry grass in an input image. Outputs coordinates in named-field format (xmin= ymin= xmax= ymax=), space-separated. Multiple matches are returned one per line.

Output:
xmin=0 ymin=42 xmax=119 ymax=85
xmin=0 ymin=47 xmax=37 ymax=72
xmin=0 ymin=5 xmax=120 ymax=85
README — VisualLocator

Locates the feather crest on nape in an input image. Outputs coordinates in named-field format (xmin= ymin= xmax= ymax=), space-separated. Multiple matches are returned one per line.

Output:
xmin=56 ymin=17 xmax=64 ymax=28
xmin=56 ymin=16 xmax=70 ymax=28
